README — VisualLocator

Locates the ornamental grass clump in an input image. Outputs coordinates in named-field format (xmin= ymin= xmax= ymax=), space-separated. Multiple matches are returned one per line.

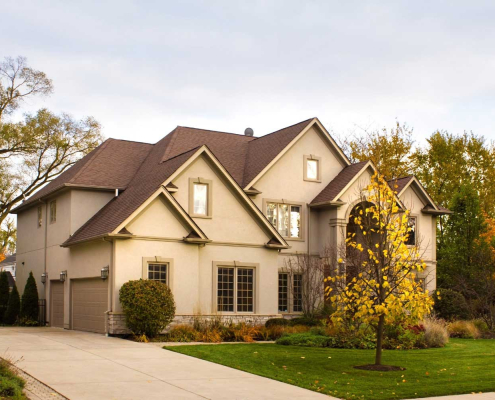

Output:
xmin=448 ymin=320 xmax=481 ymax=339
xmin=119 ymin=279 xmax=175 ymax=338
xmin=423 ymin=317 xmax=449 ymax=347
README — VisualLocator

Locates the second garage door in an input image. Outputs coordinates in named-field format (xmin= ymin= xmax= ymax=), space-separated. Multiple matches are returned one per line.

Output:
xmin=72 ymin=278 xmax=108 ymax=334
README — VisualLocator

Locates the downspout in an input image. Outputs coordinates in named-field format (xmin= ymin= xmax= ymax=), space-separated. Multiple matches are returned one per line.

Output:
xmin=39 ymin=199 xmax=48 ymax=303
xmin=103 ymin=236 xmax=114 ymax=336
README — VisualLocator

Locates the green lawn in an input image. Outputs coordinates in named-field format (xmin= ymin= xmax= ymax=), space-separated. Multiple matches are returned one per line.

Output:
xmin=0 ymin=359 xmax=26 ymax=400
xmin=165 ymin=339 xmax=495 ymax=400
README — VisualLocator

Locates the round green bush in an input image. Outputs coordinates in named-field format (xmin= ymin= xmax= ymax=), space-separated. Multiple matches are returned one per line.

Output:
xmin=265 ymin=318 xmax=290 ymax=328
xmin=288 ymin=316 xmax=321 ymax=327
xmin=119 ymin=279 xmax=176 ymax=338
xmin=432 ymin=288 xmax=470 ymax=321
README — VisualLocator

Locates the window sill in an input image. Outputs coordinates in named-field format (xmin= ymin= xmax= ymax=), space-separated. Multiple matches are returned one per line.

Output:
xmin=303 ymin=178 xmax=322 ymax=183
xmin=284 ymin=237 xmax=304 ymax=242
xmin=191 ymin=214 xmax=212 ymax=219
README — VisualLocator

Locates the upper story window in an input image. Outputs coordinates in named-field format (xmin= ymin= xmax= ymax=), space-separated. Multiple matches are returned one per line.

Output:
xmin=189 ymin=178 xmax=212 ymax=218
xmin=37 ymin=206 xmax=42 ymax=227
xmin=49 ymin=201 xmax=56 ymax=224
xmin=266 ymin=201 xmax=302 ymax=239
xmin=405 ymin=217 xmax=416 ymax=246
xmin=303 ymin=155 xmax=321 ymax=182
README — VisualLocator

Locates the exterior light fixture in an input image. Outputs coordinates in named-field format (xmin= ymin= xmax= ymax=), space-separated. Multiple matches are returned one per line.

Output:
xmin=41 ymin=272 xmax=48 ymax=284
xmin=60 ymin=270 xmax=67 ymax=282
xmin=101 ymin=266 xmax=109 ymax=280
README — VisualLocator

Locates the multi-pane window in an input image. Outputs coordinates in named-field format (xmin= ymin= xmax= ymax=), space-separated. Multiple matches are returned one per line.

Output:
xmin=193 ymin=183 xmax=208 ymax=215
xmin=37 ymin=206 xmax=42 ymax=227
xmin=266 ymin=202 xmax=301 ymax=239
xmin=278 ymin=273 xmax=289 ymax=312
xmin=293 ymin=274 xmax=302 ymax=312
xmin=217 ymin=267 xmax=255 ymax=313
xmin=148 ymin=263 xmax=168 ymax=284
xmin=405 ymin=217 xmax=416 ymax=245
xmin=49 ymin=201 xmax=56 ymax=223
xmin=278 ymin=272 xmax=303 ymax=313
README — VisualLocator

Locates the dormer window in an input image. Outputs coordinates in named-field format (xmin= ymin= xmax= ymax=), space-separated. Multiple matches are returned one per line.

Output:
xmin=304 ymin=155 xmax=321 ymax=182
xmin=189 ymin=178 xmax=212 ymax=218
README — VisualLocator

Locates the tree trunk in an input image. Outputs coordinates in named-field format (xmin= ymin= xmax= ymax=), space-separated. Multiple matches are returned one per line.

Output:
xmin=375 ymin=314 xmax=385 ymax=365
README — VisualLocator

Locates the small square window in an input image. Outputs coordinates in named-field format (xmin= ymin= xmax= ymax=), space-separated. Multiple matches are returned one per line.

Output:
xmin=49 ymin=201 xmax=56 ymax=223
xmin=148 ymin=263 xmax=168 ymax=284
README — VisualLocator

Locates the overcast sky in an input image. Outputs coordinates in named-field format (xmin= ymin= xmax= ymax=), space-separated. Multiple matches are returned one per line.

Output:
xmin=3 ymin=1 xmax=495 ymax=145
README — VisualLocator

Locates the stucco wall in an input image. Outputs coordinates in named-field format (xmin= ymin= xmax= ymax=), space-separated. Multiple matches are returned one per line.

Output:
xmin=70 ymin=190 xmax=114 ymax=235
xmin=172 ymin=156 xmax=270 ymax=244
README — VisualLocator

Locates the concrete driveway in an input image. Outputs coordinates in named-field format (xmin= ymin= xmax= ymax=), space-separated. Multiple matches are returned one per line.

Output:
xmin=0 ymin=327 xmax=329 ymax=400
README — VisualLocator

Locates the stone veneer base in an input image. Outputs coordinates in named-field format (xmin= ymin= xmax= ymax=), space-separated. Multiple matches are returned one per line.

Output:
xmin=107 ymin=313 xmax=289 ymax=335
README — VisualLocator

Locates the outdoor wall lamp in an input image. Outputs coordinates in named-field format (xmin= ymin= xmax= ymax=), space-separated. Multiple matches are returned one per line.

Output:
xmin=59 ymin=270 xmax=67 ymax=282
xmin=41 ymin=272 xmax=48 ymax=284
xmin=101 ymin=266 xmax=109 ymax=280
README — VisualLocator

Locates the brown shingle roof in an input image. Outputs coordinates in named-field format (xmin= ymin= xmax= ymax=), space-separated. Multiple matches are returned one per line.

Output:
xmin=16 ymin=118 xmax=333 ymax=245
xmin=311 ymin=161 xmax=369 ymax=205
xmin=388 ymin=176 xmax=414 ymax=194
xmin=13 ymin=139 xmax=153 ymax=212
xmin=242 ymin=118 xmax=314 ymax=186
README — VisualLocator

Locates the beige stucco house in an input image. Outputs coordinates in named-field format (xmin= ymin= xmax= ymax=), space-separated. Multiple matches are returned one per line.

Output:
xmin=12 ymin=118 xmax=448 ymax=334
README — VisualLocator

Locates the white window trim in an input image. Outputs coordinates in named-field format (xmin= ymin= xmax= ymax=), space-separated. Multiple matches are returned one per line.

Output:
xmin=262 ymin=198 xmax=305 ymax=241
xmin=188 ymin=177 xmax=213 ymax=218
xmin=142 ymin=257 xmax=174 ymax=290
xmin=303 ymin=154 xmax=322 ymax=183
xmin=212 ymin=261 xmax=259 ymax=314
xmin=278 ymin=270 xmax=304 ymax=314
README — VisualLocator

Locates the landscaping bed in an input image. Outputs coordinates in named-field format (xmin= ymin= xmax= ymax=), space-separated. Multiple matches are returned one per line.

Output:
xmin=165 ymin=339 xmax=495 ymax=400
xmin=0 ymin=359 xmax=26 ymax=400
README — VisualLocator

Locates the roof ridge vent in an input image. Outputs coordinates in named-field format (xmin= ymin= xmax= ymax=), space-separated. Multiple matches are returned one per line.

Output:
xmin=244 ymin=128 xmax=254 ymax=137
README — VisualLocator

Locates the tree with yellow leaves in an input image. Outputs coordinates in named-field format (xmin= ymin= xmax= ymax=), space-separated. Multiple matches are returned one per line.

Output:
xmin=325 ymin=173 xmax=433 ymax=368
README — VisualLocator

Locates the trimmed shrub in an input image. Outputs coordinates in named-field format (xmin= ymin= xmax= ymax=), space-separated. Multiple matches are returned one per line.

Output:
xmin=288 ymin=317 xmax=321 ymax=327
xmin=20 ymin=272 xmax=39 ymax=324
xmin=265 ymin=318 xmax=290 ymax=328
xmin=119 ymin=279 xmax=175 ymax=338
xmin=163 ymin=325 xmax=200 ymax=342
xmin=0 ymin=271 xmax=10 ymax=323
xmin=4 ymin=284 xmax=20 ymax=325
xmin=448 ymin=320 xmax=480 ymax=339
xmin=276 ymin=332 xmax=332 ymax=347
xmin=433 ymin=289 xmax=470 ymax=321
xmin=423 ymin=317 xmax=449 ymax=347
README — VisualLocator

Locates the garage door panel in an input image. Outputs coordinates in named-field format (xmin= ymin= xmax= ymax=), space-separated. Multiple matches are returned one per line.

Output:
xmin=50 ymin=281 xmax=64 ymax=328
xmin=72 ymin=279 xmax=108 ymax=334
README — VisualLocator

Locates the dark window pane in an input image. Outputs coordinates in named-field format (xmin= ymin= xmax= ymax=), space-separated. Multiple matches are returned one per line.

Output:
xmin=293 ymin=274 xmax=303 ymax=312
xmin=278 ymin=273 xmax=288 ymax=312
xmin=218 ymin=267 xmax=234 ymax=312
xmin=237 ymin=269 xmax=254 ymax=312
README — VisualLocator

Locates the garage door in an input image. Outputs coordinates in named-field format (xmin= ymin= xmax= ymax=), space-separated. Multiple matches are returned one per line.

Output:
xmin=71 ymin=278 xmax=108 ymax=334
xmin=50 ymin=281 xmax=64 ymax=328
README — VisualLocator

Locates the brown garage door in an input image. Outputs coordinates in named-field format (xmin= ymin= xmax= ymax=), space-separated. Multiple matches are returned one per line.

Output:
xmin=71 ymin=278 xmax=108 ymax=334
xmin=50 ymin=281 xmax=65 ymax=328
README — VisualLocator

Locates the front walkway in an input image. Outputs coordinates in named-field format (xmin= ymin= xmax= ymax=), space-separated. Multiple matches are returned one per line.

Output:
xmin=0 ymin=327 xmax=329 ymax=399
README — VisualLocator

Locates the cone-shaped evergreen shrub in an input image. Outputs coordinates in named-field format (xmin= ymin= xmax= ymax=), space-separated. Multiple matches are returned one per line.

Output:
xmin=0 ymin=271 xmax=10 ymax=323
xmin=4 ymin=283 xmax=20 ymax=325
xmin=20 ymin=272 xmax=39 ymax=323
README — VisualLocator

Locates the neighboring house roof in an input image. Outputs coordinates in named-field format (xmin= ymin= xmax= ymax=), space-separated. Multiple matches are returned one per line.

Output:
xmin=310 ymin=161 xmax=370 ymax=205
xmin=5 ymin=271 xmax=15 ymax=288
xmin=12 ymin=139 xmax=153 ymax=213
xmin=0 ymin=253 xmax=16 ymax=266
